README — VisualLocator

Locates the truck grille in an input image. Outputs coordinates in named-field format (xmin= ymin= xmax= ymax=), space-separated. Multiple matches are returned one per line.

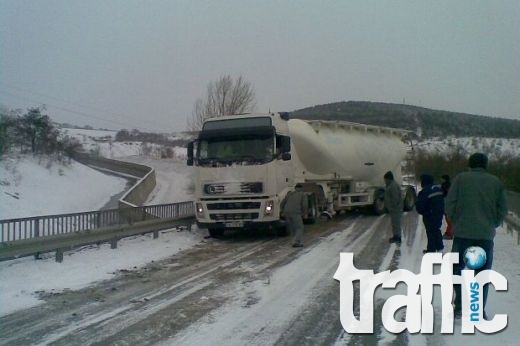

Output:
xmin=204 ymin=182 xmax=263 ymax=195
xmin=240 ymin=182 xmax=263 ymax=193
xmin=207 ymin=202 xmax=261 ymax=210
xmin=210 ymin=213 xmax=259 ymax=221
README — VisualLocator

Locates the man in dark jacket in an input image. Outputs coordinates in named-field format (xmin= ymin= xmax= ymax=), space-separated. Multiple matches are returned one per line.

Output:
xmin=384 ymin=171 xmax=403 ymax=244
xmin=281 ymin=184 xmax=308 ymax=248
xmin=446 ymin=153 xmax=508 ymax=319
xmin=416 ymin=174 xmax=444 ymax=253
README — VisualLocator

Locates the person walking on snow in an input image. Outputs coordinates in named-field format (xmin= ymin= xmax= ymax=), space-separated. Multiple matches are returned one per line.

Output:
xmin=446 ymin=153 xmax=507 ymax=320
xmin=416 ymin=174 xmax=444 ymax=253
xmin=384 ymin=171 xmax=403 ymax=244
xmin=281 ymin=184 xmax=308 ymax=248
xmin=441 ymin=174 xmax=454 ymax=239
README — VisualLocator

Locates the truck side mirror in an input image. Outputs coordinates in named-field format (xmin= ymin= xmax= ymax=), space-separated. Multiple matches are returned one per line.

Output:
xmin=281 ymin=136 xmax=291 ymax=153
xmin=187 ymin=141 xmax=195 ymax=166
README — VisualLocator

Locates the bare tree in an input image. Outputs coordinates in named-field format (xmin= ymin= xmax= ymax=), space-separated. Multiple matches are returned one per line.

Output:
xmin=188 ymin=75 xmax=256 ymax=130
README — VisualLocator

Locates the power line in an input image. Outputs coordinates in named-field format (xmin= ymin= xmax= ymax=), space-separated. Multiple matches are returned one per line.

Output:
xmin=0 ymin=89 xmax=158 ymax=131
xmin=2 ymin=83 xmax=174 ymax=130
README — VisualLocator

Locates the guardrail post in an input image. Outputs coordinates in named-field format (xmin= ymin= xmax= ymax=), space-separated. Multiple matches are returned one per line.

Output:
xmin=56 ymin=249 xmax=63 ymax=263
xmin=34 ymin=218 xmax=40 ymax=238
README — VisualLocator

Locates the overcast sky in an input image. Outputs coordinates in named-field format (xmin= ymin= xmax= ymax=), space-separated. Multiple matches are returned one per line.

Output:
xmin=1 ymin=0 xmax=519 ymax=132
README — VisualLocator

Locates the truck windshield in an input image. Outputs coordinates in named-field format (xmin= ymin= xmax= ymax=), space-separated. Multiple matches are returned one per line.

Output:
xmin=198 ymin=135 xmax=274 ymax=166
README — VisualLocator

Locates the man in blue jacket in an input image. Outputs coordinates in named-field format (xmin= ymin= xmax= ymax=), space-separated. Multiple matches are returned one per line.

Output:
xmin=416 ymin=174 xmax=445 ymax=253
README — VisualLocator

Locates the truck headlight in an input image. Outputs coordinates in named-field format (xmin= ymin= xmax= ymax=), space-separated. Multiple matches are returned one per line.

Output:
xmin=196 ymin=203 xmax=205 ymax=217
xmin=264 ymin=200 xmax=274 ymax=216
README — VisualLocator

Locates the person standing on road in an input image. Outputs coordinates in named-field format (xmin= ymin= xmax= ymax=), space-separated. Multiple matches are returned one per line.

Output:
xmin=416 ymin=174 xmax=444 ymax=253
xmin=441 ymin=174 xmax=454 ymax=239
xmin=281 ymin=184 xmax=308 ymax=248
xmin=446 ymin=153 xmax=508 ymax=319
xmin=384 ymin=171 xmax=403 ymax=244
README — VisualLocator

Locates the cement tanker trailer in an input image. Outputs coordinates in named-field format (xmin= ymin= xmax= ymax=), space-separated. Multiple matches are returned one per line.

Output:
xmin=187 ymin=112 xmax=416 ymax=237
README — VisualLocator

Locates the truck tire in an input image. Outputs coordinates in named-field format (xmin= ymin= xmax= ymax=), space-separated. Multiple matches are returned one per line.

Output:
xmin=304 ymin=194 xmax=317 ymax=224
xmin=403 ymin=186 xmax=417 ymax=211
xmin=373 ymin=190 xmax=386 ymax=215
xmin=208 ymin=228 xmax=224 ymax=238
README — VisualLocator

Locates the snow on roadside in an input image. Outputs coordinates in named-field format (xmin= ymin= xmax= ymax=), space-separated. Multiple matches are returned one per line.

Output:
xmin=0 ymin=227 xmax=206 ymax=317
xmin=0 ymin=155 xmax=127 ymax=219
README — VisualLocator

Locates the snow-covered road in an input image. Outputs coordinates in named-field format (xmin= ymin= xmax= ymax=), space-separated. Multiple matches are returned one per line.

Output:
xmin=1 ymin=211 xmax=519 ymax=345
xmin=119 ymin=156 xmax=194 ymax=205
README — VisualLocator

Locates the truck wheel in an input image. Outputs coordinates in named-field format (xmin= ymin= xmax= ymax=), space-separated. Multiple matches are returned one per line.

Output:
xmin=304 ymin=194 xmax=317 ymax=224
xmin=373 ymin=191 xmax=386 ymax=215
xmin=403 ymin=186 xmax=417 ymax=211
xmin=208 ymin=228 xmax=224 ymax=238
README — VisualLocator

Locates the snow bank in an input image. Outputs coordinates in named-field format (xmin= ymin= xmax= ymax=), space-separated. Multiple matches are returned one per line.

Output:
xmin=0 ymin=155 xmax=127 ymax=219
xmin=0 ymin=228 xmax=205 ymax=316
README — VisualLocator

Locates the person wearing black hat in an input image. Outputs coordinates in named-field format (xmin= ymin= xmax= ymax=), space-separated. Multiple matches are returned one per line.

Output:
xmin=446 ymin=152 xmax=508 ymax=319
xmin=384 ymin=171 xmax=403 ymax=244
xmin=416 ymin=174 xmax=444 ymax=253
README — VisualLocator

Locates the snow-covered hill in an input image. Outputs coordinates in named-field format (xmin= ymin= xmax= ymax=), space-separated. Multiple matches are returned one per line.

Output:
xmin=0 ymin=155 xmax=127 ymax=219
xmin=414 ymin=137 xmax=520 ymax=159
xmin=61 ymin=128 xmax=188 ymax=160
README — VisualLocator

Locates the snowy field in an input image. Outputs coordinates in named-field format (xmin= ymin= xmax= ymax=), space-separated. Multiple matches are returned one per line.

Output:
xmin=61 ymin=127 xmax=189 ymax=160
xmin=0 ymin=128 xmax=191 ymax=220
xmin=0 ymin=155 xmax=127 ymax=219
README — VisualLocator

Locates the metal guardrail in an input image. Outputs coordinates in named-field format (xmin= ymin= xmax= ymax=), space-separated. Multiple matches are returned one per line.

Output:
xmin=73 ymin=152 xmax=157 ymax=208
xmin=1 ymin=202 xmax=194 ymax=243
xmin=0 ymin=154 xmax=194 ymax=262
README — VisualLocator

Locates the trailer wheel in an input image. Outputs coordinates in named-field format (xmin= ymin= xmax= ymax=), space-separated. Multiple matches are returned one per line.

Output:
xmin=208 ymin=228 xmax=224 ymax=238
xmin=373 ymin=190 xmax=386 ymax=215
xmin=403 ymin=186 xmax=417 ymax=211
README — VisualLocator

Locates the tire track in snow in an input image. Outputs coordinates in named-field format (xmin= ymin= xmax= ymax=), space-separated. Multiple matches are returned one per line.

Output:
xmin=167 ymin=215 xmax=386 ymax=346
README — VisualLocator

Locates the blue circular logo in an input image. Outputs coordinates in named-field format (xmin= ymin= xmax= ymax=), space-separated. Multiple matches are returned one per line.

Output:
xmin=463 ymin=246 xmax=487 ymax=270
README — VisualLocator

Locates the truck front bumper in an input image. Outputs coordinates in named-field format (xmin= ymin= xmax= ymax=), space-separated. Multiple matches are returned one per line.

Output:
xmin=196 ymin=220 xmax=284 ymax=231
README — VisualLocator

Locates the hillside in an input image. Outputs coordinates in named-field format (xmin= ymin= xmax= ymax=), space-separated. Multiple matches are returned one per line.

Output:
xmin=0 ymin=155 xmax=127 ymax=219
xmin=292 ymin=101 xmax=520 ymax=138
